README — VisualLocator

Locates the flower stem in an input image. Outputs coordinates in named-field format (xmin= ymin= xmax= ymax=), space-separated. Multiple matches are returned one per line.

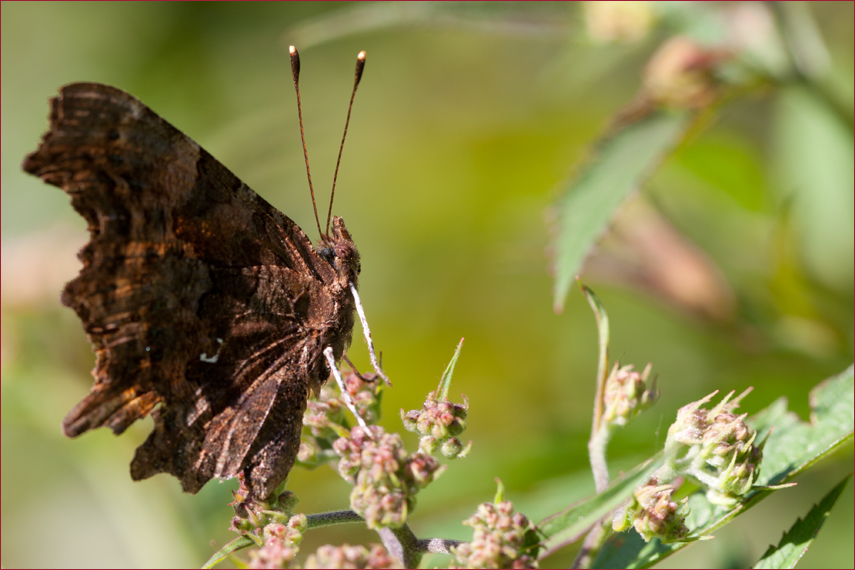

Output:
xmin=305 ymin=511 xmax=461 ymax=567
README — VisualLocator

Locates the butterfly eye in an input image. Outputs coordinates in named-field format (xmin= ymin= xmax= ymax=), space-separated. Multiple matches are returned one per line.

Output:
xmin=334 ymin=241 xmax=355 ymax=261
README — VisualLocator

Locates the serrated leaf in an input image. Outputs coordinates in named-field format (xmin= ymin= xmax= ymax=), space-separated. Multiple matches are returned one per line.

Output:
xmin=537 ymin=457 xmax=661 ymax=556
xmin=202 ymin=535 xmax=254 ymax=569
xmin=589 ymin=365 xmax=854 ymax=569
xmin=551 ymin=110 xmax=692 ymax=312
xmin=751 ymin=365 xmax=854 ymax=485
xmin=753 ymin=475 xmax=852 ymax=569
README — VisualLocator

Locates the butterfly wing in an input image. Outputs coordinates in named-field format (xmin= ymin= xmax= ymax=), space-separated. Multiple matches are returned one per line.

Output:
xmin=23 ymin=82 xmax=348 ymax=498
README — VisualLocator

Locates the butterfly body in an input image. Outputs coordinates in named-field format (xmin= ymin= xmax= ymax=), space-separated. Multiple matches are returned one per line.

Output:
xmin=23 ymin=82 xmax=360 ymax=499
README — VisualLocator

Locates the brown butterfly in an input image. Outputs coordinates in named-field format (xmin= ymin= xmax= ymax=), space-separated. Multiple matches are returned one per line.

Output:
xmin=22 ymin=47 xmax=384 ymax=500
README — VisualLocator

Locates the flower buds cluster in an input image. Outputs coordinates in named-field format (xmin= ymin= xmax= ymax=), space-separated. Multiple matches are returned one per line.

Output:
xmin=665 ymin=389 xmax=764 ymax=507
xmin=248 ymin=514 xmax=307 ymax=569
xmin=300 ymin=368 xmax=383 ymax=469
xmin=451 ymin=500 xmax=538 ymax=569
xmin=643 ymin=36 xmax=730 ymax=109
xmin=230 ymin=474 xmax=299 ymax=535
xmin=602 ymin=362 xmax=658 ymax=429
xmin=583 ymin=1 xmax=656 ymax=44
xmin=333 ymin=425 xmax=443 ymax=529
xmin=343 ymin=370 xmax=384 ymax=424
xmin=401 ymin=391 xmax=470 ymax=459
xmin=616 ymin=388 xmax=765 ymax=543
xmin=304 ymin=543 xmax=396 ymax=569
xmin=613 ymin=478 xmax=690 ymax=543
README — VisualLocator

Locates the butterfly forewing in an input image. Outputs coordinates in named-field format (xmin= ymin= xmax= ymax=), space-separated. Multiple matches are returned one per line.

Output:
xmin=23 ymin=82 xmax=358 ymax=498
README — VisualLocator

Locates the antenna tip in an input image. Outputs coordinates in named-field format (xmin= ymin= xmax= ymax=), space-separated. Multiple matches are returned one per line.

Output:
xmin=355 ymin=51 xmax=367 ymax=85
xmin=289 ymin=46 xmax=301 ymax=83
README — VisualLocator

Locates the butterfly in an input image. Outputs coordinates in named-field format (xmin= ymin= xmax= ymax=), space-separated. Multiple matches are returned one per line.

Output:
xmin=22 ymin=47 xmax=383 ymax=500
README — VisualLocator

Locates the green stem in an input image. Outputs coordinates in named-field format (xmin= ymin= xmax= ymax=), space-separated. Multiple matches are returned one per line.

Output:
xmin=580 ymin=282 xmax=611 ymax=492
xmin=588 ymin=427 xmax=610 ymax=494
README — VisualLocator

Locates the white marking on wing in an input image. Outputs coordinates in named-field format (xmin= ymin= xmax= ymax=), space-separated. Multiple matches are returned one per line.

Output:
xmin=199 ymin=338 xmax=224 ymax=363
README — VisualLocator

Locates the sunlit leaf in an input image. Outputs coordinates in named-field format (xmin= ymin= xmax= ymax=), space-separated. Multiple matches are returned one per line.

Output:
xmin=753 ymin=475 xmax=852 ymax=569
xmin=537 ymin=457 xmax=661 ymax=556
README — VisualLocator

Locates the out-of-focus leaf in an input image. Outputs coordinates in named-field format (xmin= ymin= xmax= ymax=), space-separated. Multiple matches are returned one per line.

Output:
xmin=591 ymin=365 xmax=854 ymax=568
xmin=753 ymin=475 xmax=852 ymax=569
xmin=284 ymin=2 xmax=572 ymax=49
xmin=773 ymin=85 xmax=854 ymax=289
xmin=771 ymin=2 xmax=831 ymax=81
xmin=551 ymin=110 xmax=692 ymax=312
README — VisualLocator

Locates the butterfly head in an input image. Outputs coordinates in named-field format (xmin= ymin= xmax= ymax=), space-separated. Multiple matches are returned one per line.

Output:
xmin=319 ymin=216 xmax=361 ymax=285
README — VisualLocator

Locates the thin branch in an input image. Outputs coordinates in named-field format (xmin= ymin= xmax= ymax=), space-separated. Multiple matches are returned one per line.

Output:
xmin=306 ymin=510 xmax=365 ymax=528
xmin=416 ymin=537 xmax=463 ymax=555
xmin=304 ymin=510 xmax=462 ymax=566
xmin=378 ymin=525 xmax=422 ymax=569
xmin=377 ymin=526 xmax=463 ymax=567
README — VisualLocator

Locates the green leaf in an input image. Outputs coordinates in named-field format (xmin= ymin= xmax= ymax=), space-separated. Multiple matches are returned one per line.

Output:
xmin=590 ymin=365 xmax=854 ymax=568
xmin=751 ymin=365 xmax=854 ymax=485
xmin=494 ymin=477 xmax=506 ymax=504
xmin=753 ymin=475 xmax=853 ymax=569
xmin=436 ymin=338 xmax=465 ymax=401
xmin=551 ymin=110 xmax=692 ymax=312
xmin=537 ymin=457 xmax=661 ymax=556
xmin=202 ymin=535 xmax=254 ymax=569
xmin=772 ymin=84 xmax=854 ymax=287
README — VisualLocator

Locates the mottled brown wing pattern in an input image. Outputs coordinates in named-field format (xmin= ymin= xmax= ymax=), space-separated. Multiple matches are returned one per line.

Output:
xmin=22 ymin=83 xmax=358 ymax=498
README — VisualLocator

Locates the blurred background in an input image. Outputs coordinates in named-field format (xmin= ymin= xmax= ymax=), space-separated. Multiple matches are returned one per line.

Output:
xmin=2 ymin=2 xmax=852 ymax=568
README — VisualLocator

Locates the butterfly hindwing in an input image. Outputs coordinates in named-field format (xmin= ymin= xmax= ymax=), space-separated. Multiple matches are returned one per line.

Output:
xmin=23 ymin=82 xmax=358 ymax=498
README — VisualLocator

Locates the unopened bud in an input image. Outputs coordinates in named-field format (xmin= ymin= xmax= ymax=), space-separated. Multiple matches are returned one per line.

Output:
xmin=602 ymin=362 xmax=659 ymax=428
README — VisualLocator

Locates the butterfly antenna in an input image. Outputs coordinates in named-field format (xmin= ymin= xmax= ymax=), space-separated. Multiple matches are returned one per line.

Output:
xmin=290 ymin=45 xmax=324 ymax=239
xmin=326 ymin=50 xmax=366 ymax=236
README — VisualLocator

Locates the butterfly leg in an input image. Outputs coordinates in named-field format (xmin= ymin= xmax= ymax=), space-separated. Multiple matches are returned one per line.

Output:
xmin=349 ymin=282 xmax=391 ymax=386
xmin=323 ymin=346 xmax=369 ymax=430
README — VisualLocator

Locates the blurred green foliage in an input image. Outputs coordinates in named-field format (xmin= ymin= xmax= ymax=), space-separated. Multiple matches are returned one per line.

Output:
xmin=2 ymin=2 xmax=851 ymax=568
